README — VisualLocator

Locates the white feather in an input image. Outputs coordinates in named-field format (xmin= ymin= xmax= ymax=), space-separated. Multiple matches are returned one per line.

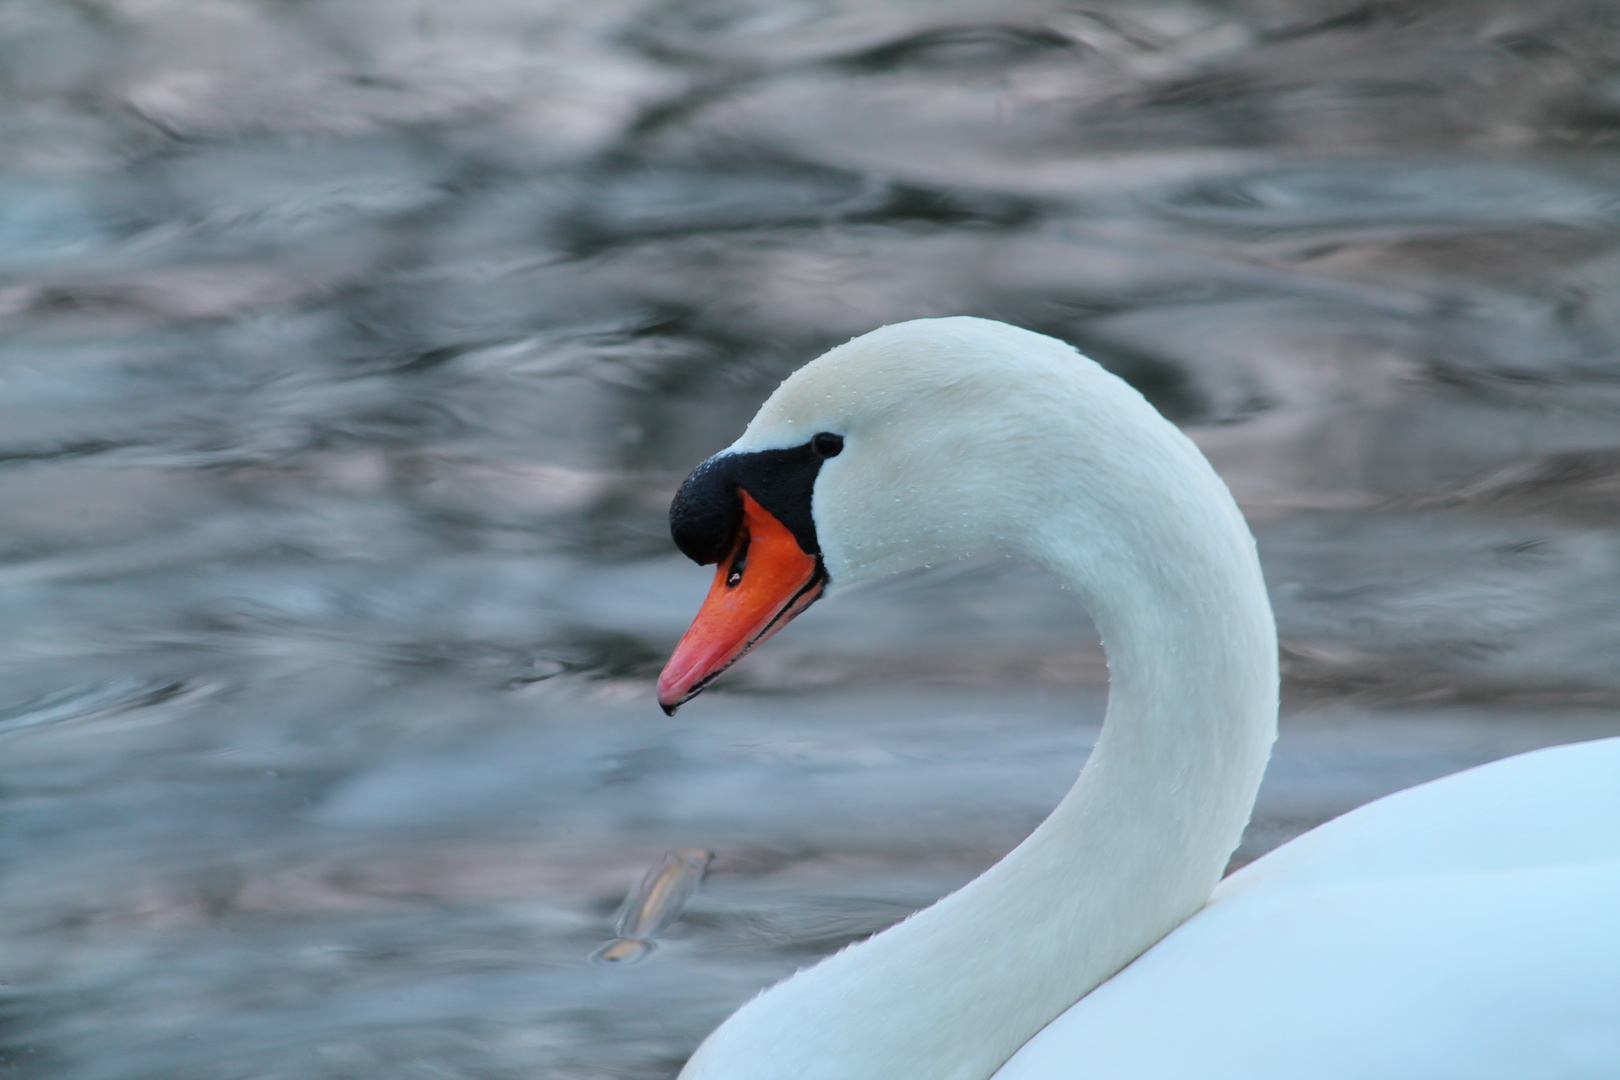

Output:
xmin=677 ymin=317 xmax=1619 ymax=1080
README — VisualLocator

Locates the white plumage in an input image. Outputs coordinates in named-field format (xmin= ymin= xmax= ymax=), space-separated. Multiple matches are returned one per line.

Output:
xmin=675 ymin=317 xmax=1620 ymax=1080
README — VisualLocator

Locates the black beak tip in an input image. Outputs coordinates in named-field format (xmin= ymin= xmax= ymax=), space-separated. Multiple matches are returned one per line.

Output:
xmin=660 ymin=701 xmax=679 ymax=717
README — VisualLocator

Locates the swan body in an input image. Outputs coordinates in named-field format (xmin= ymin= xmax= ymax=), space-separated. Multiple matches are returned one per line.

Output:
xmin=656 ymin=317 xmax=1620 ymax=1080
xmin=997 ymin=736 xmax=1620 ymax=1079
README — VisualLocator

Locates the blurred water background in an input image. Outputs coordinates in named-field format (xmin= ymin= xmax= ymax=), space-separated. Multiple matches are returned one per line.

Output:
xmin=3 ymin=1 xmax=1620 ymax=1076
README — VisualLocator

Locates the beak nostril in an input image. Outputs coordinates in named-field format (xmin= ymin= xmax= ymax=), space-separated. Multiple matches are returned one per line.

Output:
xmin=725 ymin=528 xmax=751 ymax=588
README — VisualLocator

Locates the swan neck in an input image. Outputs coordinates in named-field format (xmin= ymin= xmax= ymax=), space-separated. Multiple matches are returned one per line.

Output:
xmin=679 ymin=323 xmax=1280 ymax=1080
xmin=1039 ymin=508 xmax=1279 ymax=904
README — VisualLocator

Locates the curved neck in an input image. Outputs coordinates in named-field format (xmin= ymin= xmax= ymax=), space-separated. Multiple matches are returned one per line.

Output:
xmin=682 ymin=421 xmax=1278 ymax=1080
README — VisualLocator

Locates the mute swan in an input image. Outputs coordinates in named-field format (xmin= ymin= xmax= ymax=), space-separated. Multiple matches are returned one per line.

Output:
xmin=654 ymin=317 xmax=1620 ymax=1080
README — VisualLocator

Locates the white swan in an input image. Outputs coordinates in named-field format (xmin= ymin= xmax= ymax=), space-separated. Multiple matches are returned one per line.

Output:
xmin=653 ymin=317 xmax=1620 ymax=1080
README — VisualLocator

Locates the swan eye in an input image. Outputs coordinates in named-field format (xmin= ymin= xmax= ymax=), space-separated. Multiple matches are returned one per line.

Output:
xmin=811 ymin=432 xmax=844 ymax=458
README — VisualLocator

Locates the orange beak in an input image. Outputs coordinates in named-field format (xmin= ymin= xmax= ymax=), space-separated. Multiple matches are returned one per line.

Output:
xmin=657 ymin=491 xmax=825 ymax=714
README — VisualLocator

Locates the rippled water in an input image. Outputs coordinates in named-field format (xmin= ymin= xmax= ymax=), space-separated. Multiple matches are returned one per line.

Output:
xmin=4 ymin=1 xmax=1620 ymax=1076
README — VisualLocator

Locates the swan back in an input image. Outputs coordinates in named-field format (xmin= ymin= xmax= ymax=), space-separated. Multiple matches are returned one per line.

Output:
xmin=996 ymin=735 xmax=1620 ymax=1079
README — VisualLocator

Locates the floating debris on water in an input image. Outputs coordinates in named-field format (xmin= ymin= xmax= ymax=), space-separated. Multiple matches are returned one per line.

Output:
xmin=591 ymin=848 xmax=714 ymax=966
xmin=592 ymin=937 xmax=653 ymax=965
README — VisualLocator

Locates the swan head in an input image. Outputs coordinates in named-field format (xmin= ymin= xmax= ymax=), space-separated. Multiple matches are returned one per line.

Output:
xmin=656 ymin=315 xmax=1185 ymax=713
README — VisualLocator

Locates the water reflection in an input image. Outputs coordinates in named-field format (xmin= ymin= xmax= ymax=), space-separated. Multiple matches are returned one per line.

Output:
xmin=3 ymin=1 xmax=1620 ymax=1077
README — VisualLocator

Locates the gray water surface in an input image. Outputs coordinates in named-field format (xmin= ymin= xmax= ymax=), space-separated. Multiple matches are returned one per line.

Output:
xmin=4 ymin=2 xmax=1620 ymax=1077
